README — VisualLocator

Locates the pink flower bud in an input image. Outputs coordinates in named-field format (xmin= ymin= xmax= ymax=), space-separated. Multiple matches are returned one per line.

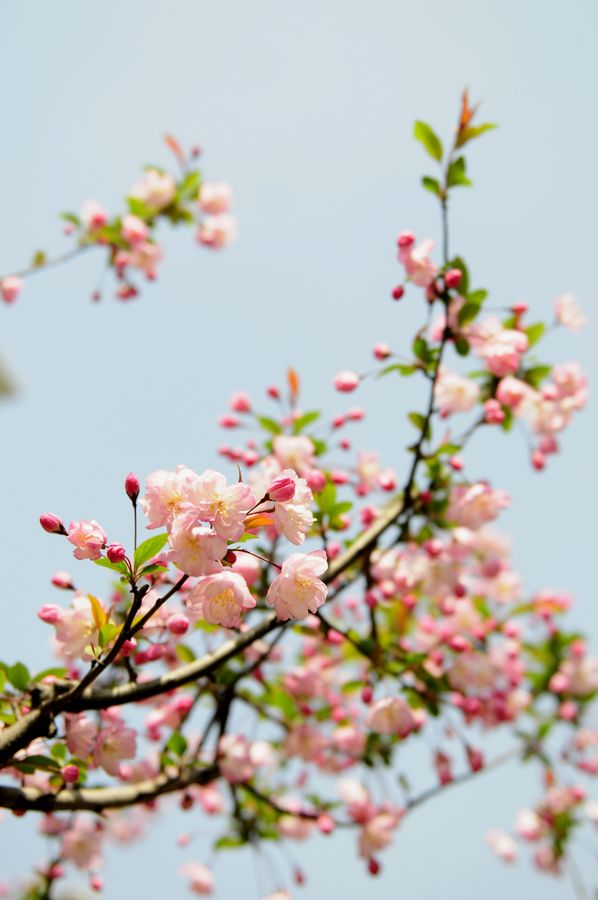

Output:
xmin=268 ymin=475 xmax=296 ymax=503
xmin=340 ymin=438 xmax=351 ymax=450
xmin=167 ymin=613 xmax=189 ymax=636
xmin=61 ymin=764 xmax=79 ymax=784
xmin=361 ymin=685 xmax=373 ymax=704
xmin=40 ymin=513 xmax=65 ymax=535
xmin=219 ymin=414 xmax=240 ymax=428
xmin=317 ymin=813 xmax=335 ymax=834
xmin=531 ymin=449 xmax=546 ymax=471
xmin=391 ymin=285 xmax=405 ymax=301
xmin=331 ymin=469 xmax=349 ymax=485
xmin=90 ymin=875 xmax=104 ymax=892
xmin=333 ymin=370 xmax=360 ymax=393
xmin=1 ymin=275 xmax=23 ymax=304
xmin=304 ymin=468 xmax=326 ymax=492
xmin=444 ymin=268 xmax=462 ymax=289
xmin=327 ymin=541 xmax=342 ymax=560
xmin=266 ymin=384 xmax=280 ymax=399
xmin=448 ymin=455 xmax=464 ymax=471
xmin=125 ymin=472 xmax=140 ymax=502
xmin=373 ymin=342 xmax=391 ymax=360
xmin=229 ymin=391 xmax=251 ymax=413
xmin=512 ymin=301 xmax=528 ymax=316
xmin=397 ymin=231 xmax=415 ymax=249
xmin=368 ymin=858 xmax=381 ymax=876
xmin=106 ymin=544 xmax=126 ymax=564
xmin=38 ymin=604 xmax=62 ymax=624
xmin=332 ymin=413 xmax=345 ymax=429
xmin=48 ymin=864 xmax=64 ymax=880
xmin=484 ymin=399 xmax=505 ymax=425
xmin=51 ymin=571 xmax=74 ymax=590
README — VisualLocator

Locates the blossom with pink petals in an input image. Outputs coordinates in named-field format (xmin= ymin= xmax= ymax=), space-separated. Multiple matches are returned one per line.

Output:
xmin=67 ymin=519 xmax=107 ymax=561
xmin=140 ymin=465 xmax=199 ymax=529
xmin=199 ymin=182 xmax=232 ymax=214
xmin=555 ymin=293 xmax=586 ymax=330
xmin=169 ymin=519 xmax=226 ymax=577
xmin=191 ymin=469 xmax=255 ymax=541
xmin=185 ymin=572 xmax=256 ymax=628
xmin=273 ymin=435 xmax=315 ymax=475
xmin=180 ymin=862 xmax=214 ymax=896
xmin=267 ymin=550 xmax=328 ymax=620
xmin=129 ymin=168 xmax=176 ymax=211
xmin=94 ymin=719 xmax=137 ymax=776
xmin=366 ymin=696 xmax=416 ymax=738
xmin=271 ymin=470 xmax=314 ymax=545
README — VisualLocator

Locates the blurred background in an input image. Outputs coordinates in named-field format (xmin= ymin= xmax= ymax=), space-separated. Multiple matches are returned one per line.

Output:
xmin=0 ymin=1 xmax=596 ymax=896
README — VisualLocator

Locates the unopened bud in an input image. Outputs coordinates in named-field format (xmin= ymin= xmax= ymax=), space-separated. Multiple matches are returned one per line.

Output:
xmin=61 ymin=764 xmax=79 ymax=784
xmin=444 ymin=268 xmax=462 ymax=289
xmin=106 ymin=544 xmax=126 ymax=564
xmin=268 ymin=476 xmax=296 ymax=503
xmin=40 ymin=513 xmax=66 ymax=535
xmin=125 ymin=472 xmax=140 ymax=503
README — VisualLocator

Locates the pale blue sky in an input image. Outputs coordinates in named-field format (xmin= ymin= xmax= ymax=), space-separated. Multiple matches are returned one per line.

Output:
xmin=0 ymin=1 xmax=597 ymax=897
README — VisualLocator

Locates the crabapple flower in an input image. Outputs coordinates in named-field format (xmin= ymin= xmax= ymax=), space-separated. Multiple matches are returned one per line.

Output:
xmin=271 ymin=470 xmax=314 ymax=545
xmin=129 ymin=168 xmax=176 ymax=211
xmin=67 ymin=519 xmax=107 ymax=561
xmin=60 ymin=819 xmax=103 ymax=870
xmin=555 ymin=293 xmax=587 ymax=330
xmin=273 ymin=435 xmax=315 ymax=475
xmin=435 ymin=368 xmax=480 ymax=417
xmin=180 ymin=862 xmax=214 ymax=896
xmin=140 ymin=465 xmax=199 ymax=528
xmin=366 ymin=697 xmax=416 ymax=738
xmin=266 ymin=550 xmax=328 ymax=620
xmin=485 ymin=830 xmax=518 ymax=863
xmin=169 ymin=519 xmax=226 ymax=577
xmin=199 ymin=181 xmax=232 ymax=214
xmin=40 ymin=513 xmax=65 ymax=534
xmin=218 ymin=734 xmax=254 ymax=783
xmin=268 ymin=474 xmax=296 ymax=503
xmin=185 ymin=572 xmax=256 ymax=628
xmin=358 ymin=811 xmax=401 ymax=860
xmin=52 ymin=593 xmax=103 ymax=660
xmin=198 ymin=214 xmax=238 ymax=248
xmin=469 ymin=317 xmax=528 ymax=377
xmin=65 ymin=713 xmax=98 ymax=758
xmin=0 ymin=275 xmax=23 ymax=303
xmin=229 ymin=390 xmax=251 ymax=412
xmin=121 ymin=214 xmax=148 ymax=245
xmin=333 ymin=370 xmax=360 ymax=392
xmin=447 ymin=483 xmax=510 ymax=530
xmin=81 ymin=199 xmax=109 ymax=231
xmin=94 ymin=719 xmax=137 ymax=776
xmin=398 ymin=237 xmax=438 ymax=287
xmin=191 ymin=469 xmax=255 ymax=540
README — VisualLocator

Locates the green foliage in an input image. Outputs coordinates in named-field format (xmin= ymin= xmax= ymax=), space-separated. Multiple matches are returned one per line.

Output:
xmin=413 ymin=121 xmax=443 ymax=162
xmin=134 ymin=533 xmax=169 ymax=570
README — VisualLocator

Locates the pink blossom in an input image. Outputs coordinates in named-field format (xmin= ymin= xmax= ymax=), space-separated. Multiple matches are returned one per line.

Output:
xmin=130 ymin=168 xmax=176 ymax=211
xmin=180 ymin=862 xmax=214 ymax=896
xmin=435 ymin=368 xmax=480 ymax=416
xmin=470 ymin=317 xmax=528 ymax=377
xmin=358 ymin=811 xmax=401 ymax=859
xmin=0 ymin=275 xmax=23 ymax=303
xmin=447 ymin=482 xmax=510 ymax=530
xmin=61 ymin=819 xmax=103 ymax=869
xmin=229 ymin=390 xmax=251 ymax=412
xmin=94 ymin=719 xmax=137 ymax=776
xmin=398 ymin=237 xmax=438 ymax=287
xmin=198 ymin=214 xmax=238 ymax=248
xmin=53 ymin=593 xmax=102 ymax=660
xmin=185 ymin=572 xmax=256 ymax=628
xmin=81 ymin=199 xmax=109 ymax=230
xmin=555 ymin=293 xmax=587 ymax=330
xmin=218 ymin=734 xmax=254 ymax=783
xmin=199 ymin=181 xmax=232 ymax=214
xmin=191 ymin=469 xmax=255 ymax=540
xmin=333 ymin=370 xmax=360 ymax=392
xmin=268 ymin=474 xmax=296 ymax=503
xmin=366 ymin=697 xmax=416 ymax=737
xmin=485 ymin=829 xmax=518 ymax=863
xmin=121 ymin=213 xmax=148 ymax=245
xmin=125 ymin=471 xmax=140 ymax=501
xmin=273 ymin=435 xmax=316 ymax=475
xmin=128 ymin=240 xmax=163 ymax=279
xmin=271 ymin=470 xmax=314 ymax=545
xmin=496 ymin=376 xmax=534 ymax=410
xmin=67 ymin=519 xmax=107 ymax=561
xmin=267 ymin=550 xmax=328 ymax=620
xmin=169 ymin=519 xmax=226 ymax=577
xmin=65 ymin=713 xmax=98 ymax=758
xmin=140 ymin=465 xmax=200 ymax=528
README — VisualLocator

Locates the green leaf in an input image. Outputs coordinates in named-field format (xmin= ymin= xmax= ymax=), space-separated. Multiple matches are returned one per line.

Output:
xmin=457 ymin=302 xmax=482 ymax=327
xmin=50 ymin=743 xmax=68 ymax=761
xmin=456 ymin=122 xmax=498 ymax=148
xmin=32 ymin=667 xmax=67 ymax=683
xmin=455 ymin=336 xmax=470 ymax=356
xmin=177 ymin=170 xmax=201 ymax=202
xmin=292 ymin=410 xmax=320 ymax=434
xmin=214 ymin=835 xmax=246 ymax=849
xmin=166 ymin=731 xmax=188 ymax=757
xmin=408 ymin=412 xmax=426 ymax=431
xmin=31 ymin=250 xmax=46 ymax=268
xmin=310 ymin=436 xmax=327 ymax=456
xmin=7 ymin=662 xmax=30 ymax=691
xmin=446 ymin=156 xmax=472 ymax=188
xmin=413 ymin=121 xmax=443 ymax=162
xmin=98 ymin=622 xmax=120 ymax=648
xmin=316 ymin=481 xmax=337 ymax=514
xmin=60 ymin=212 xmax=81 ymax=227
xmin=448 ymin=257 xmax=470 ymax=295
xmin=378 ymin=362 xmax=417 ymax=378
xmin=257 ymin=416 xmax=282 ymax=436
xmin=176 ymin=644 xmax=196 ymax=664
xmin=138 ymin=563 xmax=168 ymax=577
xmin=94 ymin=557 xmax=129 ymax=575
xmin=134 ymin=533 xmax=169 ymax=570
xmin=421 ymin=176 xmax=442 ymax=197
xmin=525 ymin=322 xmax=545 ymax=348
xmin=413 ymin=336 xmax=430 ymax=363
xmin=524 ymin=365 xmax=552 ymax=388
xmin=14 ymin=754 xmax=60 ymax=773
xmin=126 ymin=196 xmax=155 ymax=220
